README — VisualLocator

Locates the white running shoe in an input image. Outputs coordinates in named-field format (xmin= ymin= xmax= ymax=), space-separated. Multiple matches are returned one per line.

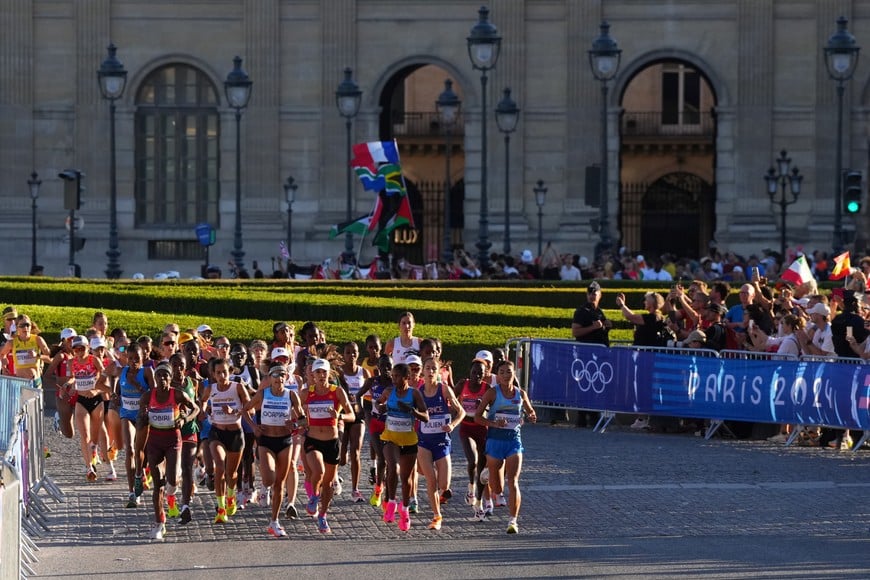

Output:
xmin=150 ymin=522 xmax=166 ymax=540
xmin=494 ymin=493 xmax=507 ymax=507
xmin=258 ymin=487 xmax=270 ymax=508
xmin=105 ymin=465 xmax=118 ymax=482
xmin=630 ymin=417 xmax=649 ymax=431
xmin=332 ymin=478 xmax=343 ymax=496
xmin=268 ymin=521 xmax=287 ymax=538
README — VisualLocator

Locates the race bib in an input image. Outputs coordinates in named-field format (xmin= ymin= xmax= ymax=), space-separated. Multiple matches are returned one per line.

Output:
xmin=494 ymin=411 xmax=521 ymax=430
xmin=211 ymin=403 xmax=236 ymax=424
xmin=461 ymin=399 xmax=479 ymax=414
xmin=420 ymin=414 xmax=449 ymax=434
xmin=149 ymin=409 xmax=175 ymax=429
xmin=386 ymin=415 xmax=413 ymax=432
xmin=15 ymin=349 xmax=36 ymax=366
xmin=261 ymin=403 xmax=290 ymax=426
xmin=121 ymin=395 xmax=140 ymax=412
xmin=308 ymin=401 xmax=334 ymax=420
xmin=75 ymin=375 xmax=96 ymax=392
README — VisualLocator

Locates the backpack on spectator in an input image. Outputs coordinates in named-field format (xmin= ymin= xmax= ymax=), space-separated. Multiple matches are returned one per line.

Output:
xmin=634 ymin=313 xmax=677 ymax=347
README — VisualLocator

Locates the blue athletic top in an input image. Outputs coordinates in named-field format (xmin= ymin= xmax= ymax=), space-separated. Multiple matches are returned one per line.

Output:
xmin=417 ymin=384 xmax=450 ymax=443
xmin=119 ymin=366 xmax=147 ymax=421
xmin=486 ymin=385 xmax=523 ymax=441
xmin=370 ymin=376 xmax=390 ymax=421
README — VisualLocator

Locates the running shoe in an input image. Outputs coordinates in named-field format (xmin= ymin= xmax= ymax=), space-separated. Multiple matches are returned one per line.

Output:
xmin=227 ymin=495 xmax=238 ymax=516
xmin=268 ymin=521 xmax=287 ymax=538
xmin=167 ymin=496 xmax=180 ymax=518
xmin=383 ymin=500 xmax=397 ymax=523
xmin=317 ymin=514 xmax=331 ymax=534
xmin=143 ymin=469 xmax=153 ymax=490
xmin=180 ymin=505 xmax=192 ymax=525
xmin=506 ymin=521 xmax=518 ymax=534
xmin=368 ymin=466 xmax=376 ymax=485
xmin=107 ymin=446 xmax=118 ymax=462
xmin=630 ymin=417 xmax=649 ymax=431
xmin=90 ymin=444 xmax=101 ymax=467
xmin=398 ymin=505 xmax=411 ymax=532
xmin=258 ymin=486 xmax=270 ymax=508
xmin=214 ymin=507 xmax=228 ymax=524
xmin=494 ymin=493 xmax=507 ymax=508
xmin=408 ymin=497 xmax=418 ymax=514
xmin=440 ymin=489 xmax=453 ymax=504
xmin=150 ymin=522 xmax=166 ymax=540
xmin=428 ymin=515 xmax=442 ymax=530
xmin=473 ymin=507 xmax=486 ymax=522
xmin=465 ymin=490 xmax=475 ymax=505
xmin=351 ymin=489 xmax=364 ymax=503
xmin=195 ymin=466 xmax=207 ymax=486
xmin=478 ymin=467 xmax=489 ymax=486
xmin=285 ymin=503 xmax=299 ymax=519
xmin=126 ymin=493 xmax=138 ymax=509
xmin=105 ymin=465 xmax=118 ymax=482
xmin=306 ymin=494 xmax=320 ymax=516
xmin=86 ymin=465 xmax=97 ymax=482
xmin=134 ymin=474 xmax=143 ymax=497
xmin=332 ymin=477 xmax=343 ymax=496
xmin=369 ymin=485 xmax=383 ymax=508
xmin=483 ymin=499 xmax=494 ymax=517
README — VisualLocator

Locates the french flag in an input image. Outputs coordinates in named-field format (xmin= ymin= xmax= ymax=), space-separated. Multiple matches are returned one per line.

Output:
xmin=351 ymin=140 xmax=400 ymax=171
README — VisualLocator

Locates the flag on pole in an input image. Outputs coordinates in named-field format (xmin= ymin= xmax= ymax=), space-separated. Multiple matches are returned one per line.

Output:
xmin=351 ymin=141 xmax=406 ymax=196
xmin=329 ymin=214 xmax=374 ymax=239
xmin=780 ymin=255 xmax=814 ymax=286
xmin=279 ymin=240 xmax=290 ymax=260
xmin=372 ymin=194 xmax=414 ymax=252
xmin=829 ymin=251 xmax=851 ymax=280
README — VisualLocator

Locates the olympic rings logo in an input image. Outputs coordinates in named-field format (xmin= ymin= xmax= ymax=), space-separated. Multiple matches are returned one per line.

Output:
xmin=571 ymin=357 xmax=613 ymax=394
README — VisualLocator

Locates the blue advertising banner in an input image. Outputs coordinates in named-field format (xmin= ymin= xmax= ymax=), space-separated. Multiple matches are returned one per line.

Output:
xmin=528 ymin=340 xmax=870 ymax=430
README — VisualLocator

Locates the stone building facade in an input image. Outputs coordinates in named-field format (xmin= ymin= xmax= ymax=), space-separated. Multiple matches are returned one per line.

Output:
xmin=0 ymin=0 xmax=867 ymax=277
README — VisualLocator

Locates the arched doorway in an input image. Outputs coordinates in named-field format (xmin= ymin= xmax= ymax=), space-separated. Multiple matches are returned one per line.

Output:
xmin=619 ymin=59 xmax=717 ymax=257
xmin=635 ymin=172 xmax=714 ymax=259
xmin=377 ymin=63 xmax=466 ymax=263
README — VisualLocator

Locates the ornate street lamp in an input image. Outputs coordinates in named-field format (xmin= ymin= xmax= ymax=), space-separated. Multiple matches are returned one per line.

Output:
xmin=97 ymin=44 xmax=128 ymax=279
xmin=534 ymin=179 xmax=548 ymax=256
xmin=436 ymin=79 xmax=462 ymax=263
xmin=495 ymin=87 xmax=520 ymax=255
xmin=28 ymin=172 xmax=41 ymax=275
xmin=764 ymin=150 xmax=803 ymax=260
xmin=824 ymin=16 xmax=860 ymax=251
xmin=336 ymin=67 xmax=363 ymax=263
xmin=224 ymin=56 xmax=253 ymax=274
xmin=283 ymin=175 xmax=298 ymax=258
xmin=467 ymin=5 xmax=502 ymax=271
xmin=588 ymin=21 xmax=621 ymax=257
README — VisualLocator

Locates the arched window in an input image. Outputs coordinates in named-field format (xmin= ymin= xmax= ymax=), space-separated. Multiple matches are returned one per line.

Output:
xmin=134 ymin=64 xmax=220 ymax=228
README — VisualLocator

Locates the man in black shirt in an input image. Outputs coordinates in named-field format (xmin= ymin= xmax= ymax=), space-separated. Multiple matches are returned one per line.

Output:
xmin=572 ymin=281 xmax=610 ymax=346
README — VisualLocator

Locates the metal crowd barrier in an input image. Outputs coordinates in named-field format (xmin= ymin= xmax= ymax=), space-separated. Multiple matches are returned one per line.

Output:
xmin=1 ymin=376 xmax=65 ymax=579
xmin=516 ymin=338 xmax=870 ymax=449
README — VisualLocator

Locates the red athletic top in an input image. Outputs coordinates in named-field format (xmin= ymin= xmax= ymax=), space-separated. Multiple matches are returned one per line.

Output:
xmin=306 ymin=385 xmax=340 ymax=427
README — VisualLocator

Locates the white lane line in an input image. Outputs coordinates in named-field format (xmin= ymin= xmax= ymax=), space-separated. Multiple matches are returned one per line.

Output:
xmin=528 ymin=481 xmax=870 ymax=492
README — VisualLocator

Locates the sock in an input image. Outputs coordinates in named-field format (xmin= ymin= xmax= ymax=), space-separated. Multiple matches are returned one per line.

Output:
xmin=509 ymin=516 xmax=517 ymax=525
xmin=227 ymin=487 xmax=236 ymax=500
xmin=217 ymin=495 xmax=226 ymax=509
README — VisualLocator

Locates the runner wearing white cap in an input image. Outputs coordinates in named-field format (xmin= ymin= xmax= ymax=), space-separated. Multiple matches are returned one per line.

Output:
xmin=46 ymin=328 xmax=79 ymax=439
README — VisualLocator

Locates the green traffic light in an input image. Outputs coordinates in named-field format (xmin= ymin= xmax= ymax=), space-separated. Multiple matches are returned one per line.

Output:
xmin=846 ymin=200 xmax=861 ymax=213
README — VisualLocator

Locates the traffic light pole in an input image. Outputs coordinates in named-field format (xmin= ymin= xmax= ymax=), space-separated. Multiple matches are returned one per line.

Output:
xmin=68 ymin=208 xmax=76 ymax=277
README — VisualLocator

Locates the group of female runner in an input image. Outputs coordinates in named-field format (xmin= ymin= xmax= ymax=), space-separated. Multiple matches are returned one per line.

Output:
xmin=2 ymin=308 xmax=536 ymax=539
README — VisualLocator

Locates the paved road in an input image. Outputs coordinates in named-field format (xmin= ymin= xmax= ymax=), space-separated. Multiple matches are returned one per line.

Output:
xmin=29 ymin=418 xmax=870 ymax=579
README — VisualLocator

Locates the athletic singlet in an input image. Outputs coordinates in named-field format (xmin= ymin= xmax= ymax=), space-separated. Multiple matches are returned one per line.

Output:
xmin=71 ymin=356 xmax=99 ymax=392
xmin=119 ymin=366 xmax=147 ymax=420
xmin=261 ymin=387 xmax=292 ymax=427
xmin=230 ymin=368 xmax=255 ymax=433
xmin=209 ymin=382 xmax=243 ymax=428
xmin=148 ymin=388 xmax=180 ymax=431
xmin=459 ymin=379 xmax=488 ymax=424
xmin=306 ymin=386 xmax=340 ymax=427
xmin=343 ymin=366 xmax=366 ymax=398
xmin=486 ymin=385 xmax=523 ymax=441
xmin=418 ymin=383 xmax=450 ymax=437
xmin=370 ymin=377 xmax=390 ymax=420
xmin=385 ymin=387 xmax=415 ymax=433
xmin=13 ymin=335 xmax=39 ymax=370
xmin=179 ymin=376 xmax=199 ymax=436
xmin=390 ymin=337 xmax=420 ymax=364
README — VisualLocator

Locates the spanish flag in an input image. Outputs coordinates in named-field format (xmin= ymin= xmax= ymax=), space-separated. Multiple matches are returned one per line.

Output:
xmin=830 ymin=251 xmax=851 ymax=280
